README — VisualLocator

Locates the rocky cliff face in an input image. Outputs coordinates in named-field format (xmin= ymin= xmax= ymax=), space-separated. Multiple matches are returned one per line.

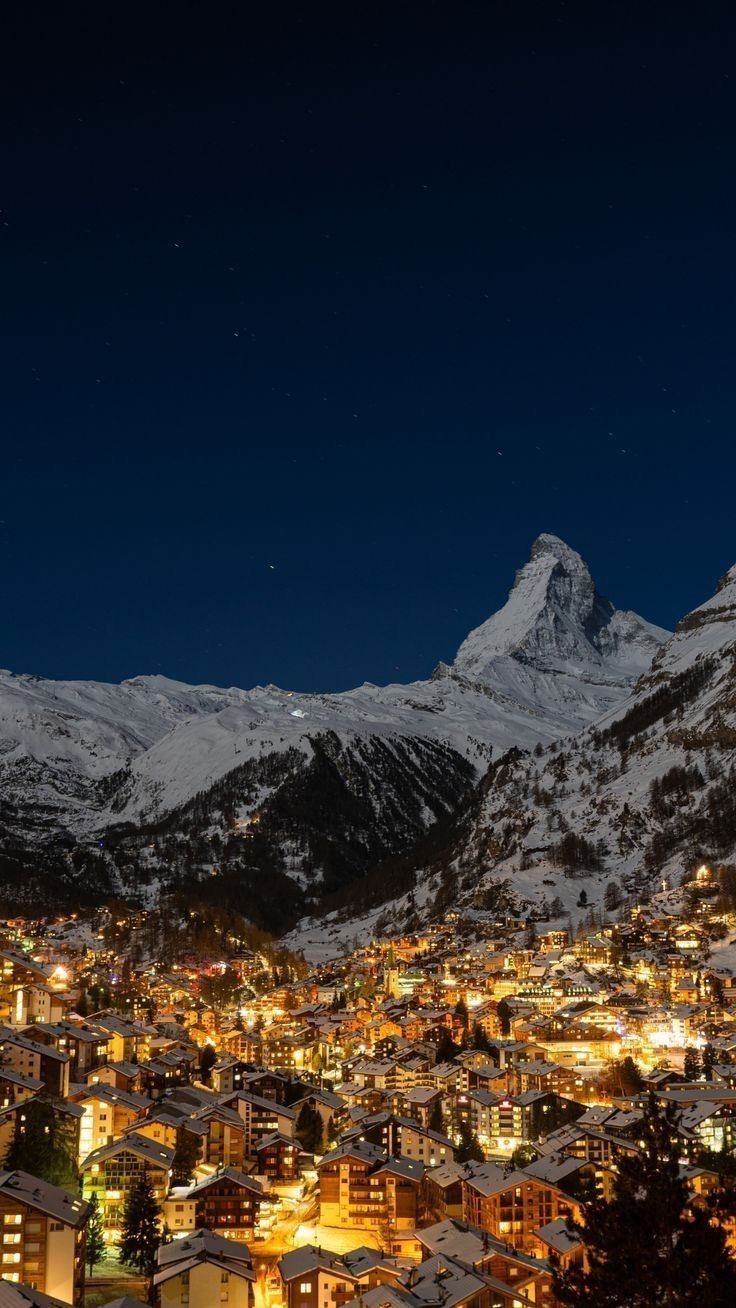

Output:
xmin=452 ymin=533 xmax=668 ymax=683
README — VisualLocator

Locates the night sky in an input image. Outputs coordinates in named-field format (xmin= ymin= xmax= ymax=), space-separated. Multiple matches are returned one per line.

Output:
xmin=2 ymin=2 xmax=734 ymax=691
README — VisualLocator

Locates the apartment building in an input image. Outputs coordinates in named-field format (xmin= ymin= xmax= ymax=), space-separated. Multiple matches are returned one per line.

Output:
xmin=154 ymin=1229 xmax=255 ymax=1308
xmin=80 ymin=1130 xmax=174 ymax=1232
xmin=0 ymin=1168 xmax=89 ymax=1306
xmin=165 ymin=1168 xmax=265 ymax=1241
xmin=317 ymin=1141 xmax=423 ymax=1231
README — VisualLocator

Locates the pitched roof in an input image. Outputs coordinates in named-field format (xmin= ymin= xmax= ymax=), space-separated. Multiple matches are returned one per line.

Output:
xmin=154 ymin=1229 xmax=255 ymax=1285
xmin=81 ymin=1130 xmax=175 ymax=1171
xmin=0 ymin=1170 xmax=89 ymax=1228
xmin=0 ymin=1284 xmax=72 ymax=1308
xmin=535 ymin=1217 xmax=582 ymax=1253
xmin=184 ymin=1167 xmax=264 ymax=1197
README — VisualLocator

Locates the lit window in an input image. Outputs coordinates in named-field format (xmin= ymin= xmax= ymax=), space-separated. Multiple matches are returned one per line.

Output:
xmin=300 ymin=1284 xmax=312 ymax=1294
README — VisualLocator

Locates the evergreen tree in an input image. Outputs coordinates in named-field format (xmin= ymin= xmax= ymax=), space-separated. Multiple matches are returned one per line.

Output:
xmin=118 ymin=1171 xmax=161 ymax=1277
xmin=553 ymin=1103 xmax=736 ymax=1306
xmin=604 ymin=881 xmax=623 ymax=912
xmin=455 ymin=998 xmax=469 ymax=1032
xmin=470 ymin=1021 xmax=491 ymax=1053
xmin=171 ymin=1124 xmax=201 ymax=1186
xmin=510 ymin=1143 xmax=537 ymax=1168
xmin=702 ymin=1043 xmax=716 ymax=1082
xmin=6 ymin=1097 xmax=77 ymax=1190
xmin=496 ymin=998 xmax=512 ymax=1037
xmin=86 ymin=1191 xmax=106 ymax=1276
xmin=428 ymin=1099 xmax=445 ymax=1135
xmin=683 ymin=1046 xmax=701 ymax=1082
xmin=602 ymin=1056 xmax=643 ymax=1098
xmin=295 ymin=1101 xmax=324 ymax=1154
xmin=199 ymin=1043 xmax=217 ymax=1083
xmin=456 ymin=1122 xmax=485 ymax=1164
xmin=435 ymin=1029 xmax=461 ymax=1064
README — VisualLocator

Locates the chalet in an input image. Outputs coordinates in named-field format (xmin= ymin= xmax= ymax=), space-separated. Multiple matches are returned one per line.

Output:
xmin=461 ymin=1159 xmax=584 ymax=1256
xmin=165 ymin=1167 xmax=265 ymax=1240
xmin=80 ymin=1131 xmax=174 ymax=1232
xmin=190 ymin=1103 xmax=246 ymax=1170
xmin=416 ymin=1217 xmax=557 ymax=1300
xmin=255 ymin=1131 xmax=301 ymax=1182
xmin=88 ymin=1013 xmax=154 ymax=1064
xmin=317 ymin=1141 xmax=423 ymax=1230
xmin=422 ymin=1162 xmax=466 ymax=1221
xmin=24 ymin=1023 xmax=109 ymax=1079
xmin=154 ymin=1229 xmax=255 ymax=1308
xmin=85 ymin=1059 xmax=144 ymax=1094
xmin=221 ymin=1091 xmax=296 ymax=1160
xmin=278 ymin=1243 xmax=405 ymax=1308
xmin=0 ymin=1030 xmax=70 ymax=1098
xmin=73 ymin=1084 xmax=150 ymax=1164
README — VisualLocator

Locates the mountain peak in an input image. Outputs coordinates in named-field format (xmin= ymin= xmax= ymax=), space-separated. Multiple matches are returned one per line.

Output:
xmin=528 ymin=532 xmax=584 ymax=566
xmin=452 ymin=535 xmax=670 ymax=687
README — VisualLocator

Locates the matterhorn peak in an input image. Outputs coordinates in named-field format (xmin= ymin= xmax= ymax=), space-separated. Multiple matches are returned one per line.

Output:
xmin=452 ymin=534 xmax=670 ymax=688
xmin=528 ymin=532 xmax=585 ymax=565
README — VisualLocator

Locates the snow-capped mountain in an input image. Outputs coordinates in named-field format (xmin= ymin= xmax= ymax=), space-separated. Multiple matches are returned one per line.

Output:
xmin=452 ymin=533 xmax=666 ymax=683
xmin=297 ymin=554 xmax=736 ymax=958
xmin=0 ymin=535 xmax=670 ymax=926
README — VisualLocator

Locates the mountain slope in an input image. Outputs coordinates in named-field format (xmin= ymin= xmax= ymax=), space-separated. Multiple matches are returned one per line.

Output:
xmin=104 ymin=534 xmax=669 ymax=831
xmin=336 ymin=557 xmax=736 ymax=948
xmin=453 ymin=533 xmax=667 ymax=681
xmin=0 ymin=536 xmax=670 ymax=926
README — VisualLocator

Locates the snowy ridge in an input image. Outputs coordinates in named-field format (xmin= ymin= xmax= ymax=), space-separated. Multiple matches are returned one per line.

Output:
xmin=291 ymin=553 xmax=736 ymax=960
xmin=0 ymin=535 xmax=667 ymax=846
xmin=0 ymin=534 xmax=674 ymax=937
xmin=453 ymin=533 xmax=668 ymax=682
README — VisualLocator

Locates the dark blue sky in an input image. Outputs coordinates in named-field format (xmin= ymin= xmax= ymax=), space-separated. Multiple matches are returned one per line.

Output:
xmin=2 ymin=2 xmax=734 ymax=690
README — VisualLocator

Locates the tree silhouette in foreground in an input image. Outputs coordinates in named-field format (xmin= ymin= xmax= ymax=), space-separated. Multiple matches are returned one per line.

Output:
xmin=118 ymin=1170 xmax=161 ymax=1277
xmin=456 ymin=1121 xmax=485 ymax=1164
xmin=6 ymin=1096 xmax=78 ymax=1189
xmin=295 ymin=1101 xmax=324 ymax=1154
xmin=86 ymin=1191 xmax=106 ymax=1276
xmin=553 ymin=1102 xmax=736 ymax=1307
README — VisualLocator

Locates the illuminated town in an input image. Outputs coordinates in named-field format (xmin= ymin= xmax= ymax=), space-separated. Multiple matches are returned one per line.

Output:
xmin=0 ymin=859 xmax=734 ymax=1306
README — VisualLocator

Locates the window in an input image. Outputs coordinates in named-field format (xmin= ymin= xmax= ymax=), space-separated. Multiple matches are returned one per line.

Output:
xmin=221 ymin=1272 xmax=230 ymax=1283
xmin=1 ymin=1254 xmax=21 ymax=1264
xmin=2 ymin=1236 xmax=20 ymax=1245
xmin=2 ymin=1216 xmax=21 ymax=1226
xmin=300 ymin=1284 xmax=312 ymax=1294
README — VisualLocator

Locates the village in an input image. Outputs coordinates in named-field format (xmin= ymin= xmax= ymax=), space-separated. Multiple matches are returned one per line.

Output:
xmin=0 ymin=860 xmax=736 ymax=1307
